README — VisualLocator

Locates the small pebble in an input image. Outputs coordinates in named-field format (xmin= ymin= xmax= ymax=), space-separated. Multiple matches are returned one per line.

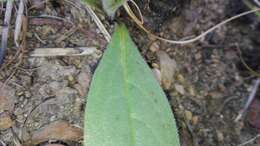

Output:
xmin=169 ymin=91 xmax=179 ymax=97
xmin=152 ymin=63 xmax=160 ymax=69
xmin=195 ymin=52 xmax=202 ymax=60
xmin=149 ymin=41 xmax=160 ymax=52
xmin=184 ymin=110 xmax=193 ymax=121
xmin=192 ymin=116 xmax=199 ymax=125
xmin=16 ymin=90 xmax=24 ymax=96
xmin=174 ymin=84 xmax=185 ymax=95
xmin=216 ymin=130 xmax=224 ymax=142
xmin=188 ymin=86 xmax=196 ymax=96
xmin=16 ymin=114 xmax=24 ymax=122
xmin=67 ymin=75 xmax=76 ymax=86
xmin=25 ymin=91 xmax=32 ymax=98
xmin=0 ymin=113 xmax=13 ymax=130
xmin=152 ymin=68 xmax=162 ymax=84
xmin=176 ymin=74 xmax=185 ymax=84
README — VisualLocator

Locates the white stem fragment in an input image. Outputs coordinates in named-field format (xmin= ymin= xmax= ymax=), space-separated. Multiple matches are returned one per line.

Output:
xmin=238 ymin=134 xmax=260 ymax=146
xmin=254 ymin=0 xmax=260 ymax=7
xmin=0 ymin=0 xmax=13 ymax=64
xmin=14 ymin=0 xmax=24 ymax=47
xmin=85 ymin=4 xmax=111 ymax=42
xmin=235 ymin=78 xmax=260 ymax=122
xmin=30 ymin=47 xmax=98 ymax=57
xmin=0 ymin=140 xmax=6 ymax=146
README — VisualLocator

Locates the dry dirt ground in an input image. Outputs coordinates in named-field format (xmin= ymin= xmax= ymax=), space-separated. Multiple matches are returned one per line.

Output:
xmin=0 ymin=0 xmax=260 ymax=146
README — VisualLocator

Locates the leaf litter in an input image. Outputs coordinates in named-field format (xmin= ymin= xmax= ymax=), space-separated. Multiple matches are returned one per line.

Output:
xmin=0 ymin=0 xmax=260 ymax=145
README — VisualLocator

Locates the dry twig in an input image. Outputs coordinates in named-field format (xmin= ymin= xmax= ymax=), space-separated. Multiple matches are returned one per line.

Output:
xmin=0 ymin=140 xmax=6 ymax=146
xmin=238 ymin=134 xmax=260 ymax=146
xmin=236 ymin=44 xmax=260 ymax=77
xmin=14 ymin=0 xmax=25 ymax=47
xmin=21 ymin=95 xmax=56 ymax=144
xmin=64 ymin=0 xmax=111 ymax=42
xmin=30 ymin=47 xmax=98 ymax=57
xmin=254 ymin=0 xmax=260 ymax=7
xmin=0 ymin=7 xmax=28 ymax=71
xmin=34 ymin=33 xmax=46 ymax=44
xmin=84 ymin=4 xmax=111 ymax=42
xmin=30 ymin=14 xmax=74 ymax=26
xmin=0 ymin=7 xmax=28 ymax=92
xmin=55 ymin=26 xmax=78 ymax=43
xmin=124 ymin=1 xmax=260 ymax=45
xmin=0 ymin=0 xmax=13 ymax=65
xmin=235 ymin=78 xmax=260 ymax=122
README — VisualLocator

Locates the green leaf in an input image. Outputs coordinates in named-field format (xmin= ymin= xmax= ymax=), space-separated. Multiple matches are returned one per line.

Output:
xmin=81 ymin=0 xmax=100 ymax=7
xmin=242 ymin=0 xmax=260 ymax=18
xmin=81 ymin=0 xmax=124 ymax=17
xmin=84 ymin=24 xmax=180 ymax=146
xmin=256 ymin=12 xmax=260 ymax=18
xmin=102 ymin=0 xmax=125 ymax=17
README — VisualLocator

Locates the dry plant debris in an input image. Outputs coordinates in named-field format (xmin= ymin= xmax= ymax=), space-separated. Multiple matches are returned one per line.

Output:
xmin=30 ymin=121 xmax=83 ymax=145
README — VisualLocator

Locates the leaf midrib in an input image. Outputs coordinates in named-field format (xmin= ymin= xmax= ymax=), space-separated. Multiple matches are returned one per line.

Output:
xmin=119 ymin=30 xmax=135 ymax=146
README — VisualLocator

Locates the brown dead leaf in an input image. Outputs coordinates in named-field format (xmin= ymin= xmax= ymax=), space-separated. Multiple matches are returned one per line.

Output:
xmin=0 ymin=82 xmax=15 ymax=112
xmin=76 ymin=70 xmax=91 ymax=97
xmin=31 ymin=120 xmax=83 ymax=145
xmin=0 ymin=95 xmax=14 ymax=113
xmin=157 ymin=51 xmax=178 ymax=90
xmin=248 ymin=99 xmax=260 ymax=132
xmin=30 ymin=0 xmax=46 ymax=10
xmin=0 ymin=113 xmax=13 ymax=130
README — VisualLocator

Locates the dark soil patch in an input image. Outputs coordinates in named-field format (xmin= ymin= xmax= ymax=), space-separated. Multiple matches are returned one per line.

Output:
xmin=124 ymin=0 xmax=260 ymax=145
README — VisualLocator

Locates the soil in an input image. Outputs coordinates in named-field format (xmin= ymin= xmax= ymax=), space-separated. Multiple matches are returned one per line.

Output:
xmin=0 ymin=0 xmax=260 ymax=146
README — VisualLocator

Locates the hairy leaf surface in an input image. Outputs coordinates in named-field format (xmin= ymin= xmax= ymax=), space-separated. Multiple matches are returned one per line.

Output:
xmin=84 ymin=24 xmax=180 ymax=146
